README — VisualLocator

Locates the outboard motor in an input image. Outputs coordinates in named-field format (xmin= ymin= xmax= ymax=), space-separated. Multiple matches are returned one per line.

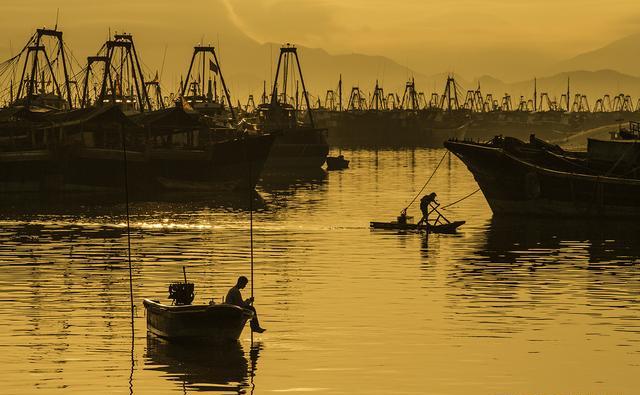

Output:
xmin=168 ymin=282 xmax=194 ymax=305
xmin=168 ymin=267 xmax=195 ymax=305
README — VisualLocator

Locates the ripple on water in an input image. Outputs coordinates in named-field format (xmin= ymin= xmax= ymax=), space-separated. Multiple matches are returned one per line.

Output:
xmin=0 ymin=148 xmax=639 ymax=394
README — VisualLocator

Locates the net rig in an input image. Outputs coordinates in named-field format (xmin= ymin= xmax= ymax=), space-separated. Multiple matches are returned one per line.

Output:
xmin=399 ymin=78 xmax=420 ymax=110
xmin=81 ymin=33 xmax=152 ymax=113
xmin=370 ymin=80 xmax=386 ymax=110
xmin=346 ymin=86 xmax=367 ymax=111
xmin=256 ymin=44 xmax=316 ymax=129
xmin=1 ymin=28 xmax=75 ymax=110
xmin=439 ymin=76 xmax=462 ymax=111
xmin=180 ymin=45 xmax=234 ymax=119
xmin=322 ymin=75 xmax=343 ymax=111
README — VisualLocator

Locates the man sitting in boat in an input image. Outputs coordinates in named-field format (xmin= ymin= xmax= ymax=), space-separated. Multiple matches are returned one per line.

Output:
xmin=225 ymin=276 xmax=266 ymax=333
xmin=416 ymin=192 xmax=438 ymax=228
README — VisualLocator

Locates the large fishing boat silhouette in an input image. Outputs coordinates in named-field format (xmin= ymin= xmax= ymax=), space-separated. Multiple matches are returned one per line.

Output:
xmin=445 ymin=129 xmax=640 ymax=218
xmin=0 ymin=29 xmax=275 ymax=194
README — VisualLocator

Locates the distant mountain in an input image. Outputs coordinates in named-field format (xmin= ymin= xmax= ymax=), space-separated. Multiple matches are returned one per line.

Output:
xmin=553 ymin=33 xmax=640 ymax=77
xmin=220 ymin=43 xmax=426 ymax=103
xmin=472 ymin=70 xmax=640 ymax=106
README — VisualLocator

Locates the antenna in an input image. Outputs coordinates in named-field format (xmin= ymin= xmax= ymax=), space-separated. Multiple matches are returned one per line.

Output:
xmin=55 ymin=8 xmax=59 ymax=30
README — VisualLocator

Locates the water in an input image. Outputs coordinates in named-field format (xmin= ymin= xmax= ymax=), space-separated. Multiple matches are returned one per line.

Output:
xmin=1 ymin=148 xmax=639 ymax=394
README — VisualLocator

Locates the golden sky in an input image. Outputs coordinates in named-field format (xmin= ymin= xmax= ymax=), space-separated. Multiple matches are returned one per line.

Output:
xmin=0 ymin=0 xmax=638 ymax=95
xmin=2 ymin=0 xmax=638 ymax=57
xmin=223 ymin=0 xmax=640 ymax=54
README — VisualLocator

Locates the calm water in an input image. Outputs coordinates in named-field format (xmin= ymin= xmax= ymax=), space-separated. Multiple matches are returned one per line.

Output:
xmin=1 ymin=149 xmax=639 ymax=394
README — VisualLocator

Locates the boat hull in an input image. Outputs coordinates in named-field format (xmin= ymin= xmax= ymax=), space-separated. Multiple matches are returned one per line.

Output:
xmin=315 ymin=110 xmax=468 ymax=149
xmin=143 ymin=299 xmax=253 ymax=342
xmin=445 ymin=140 xmax=640 ymax=218
xmin=150 ymin=134 xmax=275 ymax=191
xmin=264 ymin=128 xmax=329 ymax=169
xmin=370 ymin=220 xmax=465 ymax=234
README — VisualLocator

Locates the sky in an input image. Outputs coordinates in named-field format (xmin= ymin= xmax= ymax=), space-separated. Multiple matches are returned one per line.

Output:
xmin=0 ymin=0 xmax=638 ymax=97
xmin=223 ymin=0 xmax=639 ymax=54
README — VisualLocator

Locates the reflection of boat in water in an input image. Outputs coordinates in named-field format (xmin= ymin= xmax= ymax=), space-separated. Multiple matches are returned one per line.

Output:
xmin=445 ymin=134 xmax=640 ymax=218
xmin=145 ymin=334 xmax=261 ymax=393
xmin=477 ymin=216 xmax=640 ymax=265
xmin=259 ymin=167 xmax=327 ymax=192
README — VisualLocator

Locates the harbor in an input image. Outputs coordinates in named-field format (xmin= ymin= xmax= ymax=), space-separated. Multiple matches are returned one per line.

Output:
xmin=2 ymin=3 xmax=640 ymax=394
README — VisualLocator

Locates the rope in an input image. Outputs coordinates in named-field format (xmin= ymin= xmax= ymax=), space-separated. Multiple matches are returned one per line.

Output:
xmin=402 ymin=150 xmax=448 ymax=213
xmin=441 ymin=188 xmax=481 ymax=210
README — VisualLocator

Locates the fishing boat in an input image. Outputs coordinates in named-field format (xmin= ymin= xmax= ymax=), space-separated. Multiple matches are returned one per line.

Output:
xmin=143 ymin=268 xmax=254 ymax=342
xmin=255 ymin=45 xmax=329 ymax=169
xmin=326 ymin=155 xmax=349 ymax=170
xmin=132 ymin=104 xmax=275 ymax=191
xmin=444 ymin=134 xmax=640 ymax=218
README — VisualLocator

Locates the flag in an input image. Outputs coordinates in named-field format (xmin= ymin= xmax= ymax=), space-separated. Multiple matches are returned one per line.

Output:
xmin=209 ymin=59 xmax=218 ymax=74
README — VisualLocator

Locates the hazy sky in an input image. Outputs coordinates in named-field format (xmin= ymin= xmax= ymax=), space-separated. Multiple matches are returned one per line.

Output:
xmin=0 ymin=0 xmax=638 ymax=94
xmin=224 ymin=0 xmax=640 ymax=54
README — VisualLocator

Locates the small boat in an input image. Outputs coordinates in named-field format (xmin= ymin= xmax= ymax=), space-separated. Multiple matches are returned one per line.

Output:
xmin=143 ymin=299 xmax=253 ymax=342
xmin=143 ymin=268 xmax=253 ymax=342
xmin=370 ymin=220 xmax=465 ymax=234
xmin=326 ymin=155 xmax=349 ymax=170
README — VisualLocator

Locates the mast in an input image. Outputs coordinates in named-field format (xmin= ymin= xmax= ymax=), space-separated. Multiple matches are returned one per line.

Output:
xmin=14 ymin=28 xmax=73 ymax=108
xmin=566 ymin=76 xmax=570 ymax=112
xmin=270 ymin=44 xmax=315 ymax=126
xmin=94 ymin=33 xmax=151 ymax=112
xmin=533 ymin=77 xmax=537 ymax=112
xmin=338 ymin=74 xmax=342 ymax=111
xmin=181 ymin=45 xmax=235 ymax=120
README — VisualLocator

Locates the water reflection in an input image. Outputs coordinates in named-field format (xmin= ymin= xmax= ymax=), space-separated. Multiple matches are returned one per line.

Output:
xmin=479 ymin=216 xmax=640 ymax=264
xmin=444 ymin=216 xmax=640 ymax=339
xmin=1 ymin=148 xmax=639 ymax=394
xmin=145 ymin=335 xmax=261 ymax=393
xmin=259 ymin=168 xmax=327 ymax=194
xmin=0 ymin=189 xmax=267 ymax=217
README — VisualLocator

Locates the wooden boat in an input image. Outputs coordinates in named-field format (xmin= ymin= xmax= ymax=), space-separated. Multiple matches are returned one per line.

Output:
xmin=370 ymin=220 xmax=465 ymax=234
xmin=143 ymin=299 xmax=253 ymax=342
xmin=326 ymin=155 xmax=349 ymax=170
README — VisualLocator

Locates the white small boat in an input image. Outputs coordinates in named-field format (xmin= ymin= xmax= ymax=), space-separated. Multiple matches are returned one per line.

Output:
xmin=143 ymin=299 xmax=253 ymax=342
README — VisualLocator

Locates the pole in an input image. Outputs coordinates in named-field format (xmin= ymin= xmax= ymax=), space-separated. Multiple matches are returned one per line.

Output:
xmin=247 ymin=141 xmax=255 ymax=344
xmin=249 ymin=161 xmax=254 ymax=299
xmin=121 ymin=122 xmax=134 ymax=329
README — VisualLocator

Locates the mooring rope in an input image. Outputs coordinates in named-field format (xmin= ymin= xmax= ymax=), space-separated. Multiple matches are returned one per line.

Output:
xmin=440 ymin=188 xmax=481 ymax=210
xmin=402 ymin=150 xmax=449 ymax=213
